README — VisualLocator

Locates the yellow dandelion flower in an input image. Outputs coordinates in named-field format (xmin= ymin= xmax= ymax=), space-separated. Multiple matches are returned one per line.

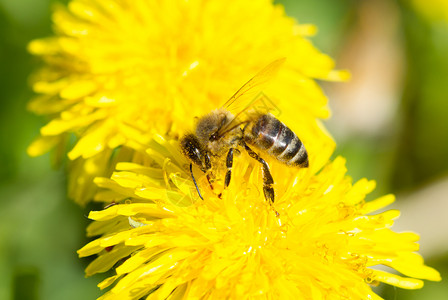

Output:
xmin=78 ymin=135 xmax=440 ymax=299
xmin=27 ymin=0 xmax=348 ymax=205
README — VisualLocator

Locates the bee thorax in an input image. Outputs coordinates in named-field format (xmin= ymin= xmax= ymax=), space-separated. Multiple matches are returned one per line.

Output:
xmin=195 ymin=109 xmax=239 ymax=155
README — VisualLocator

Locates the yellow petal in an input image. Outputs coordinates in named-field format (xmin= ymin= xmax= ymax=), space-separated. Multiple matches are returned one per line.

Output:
xmin=98 ymin=274 xmax=121 ymax=290
xmin=60 ymin=80 xmax=97 ymax=99
xmin=85 ymin=245 xmax=141 ymax=276
xmin=372 ymin=270 xmax=424 ymax=289
xmin=27 ymin=135 xmax=61 ymax=156
xmin=362 ymin=194 xmax=396 ymax=214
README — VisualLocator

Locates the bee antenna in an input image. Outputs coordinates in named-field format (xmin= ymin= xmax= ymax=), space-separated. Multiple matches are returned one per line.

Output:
xmin=190 ymin=163 xmax=204 ymax=200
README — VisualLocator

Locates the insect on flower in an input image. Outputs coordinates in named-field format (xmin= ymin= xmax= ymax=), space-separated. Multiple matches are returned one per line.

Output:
xmin=180 ymin=58 xmax=309 ymax=204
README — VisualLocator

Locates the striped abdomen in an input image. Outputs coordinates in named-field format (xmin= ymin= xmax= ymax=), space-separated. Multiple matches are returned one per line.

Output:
xmin=244 ymin=114 xmax=308 ymax=168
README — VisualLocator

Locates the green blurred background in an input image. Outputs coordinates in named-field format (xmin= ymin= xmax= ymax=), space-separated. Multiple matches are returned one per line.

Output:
xmin=0 ymin=0 xmax=446 ymax=299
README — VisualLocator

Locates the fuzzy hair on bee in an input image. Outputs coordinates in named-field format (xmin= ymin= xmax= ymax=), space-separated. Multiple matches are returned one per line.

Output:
xmin=195 ymin=108 xmax=242 ymax=156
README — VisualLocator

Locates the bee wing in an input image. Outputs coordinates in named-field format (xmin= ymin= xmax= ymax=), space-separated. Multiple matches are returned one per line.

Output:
xmin=221 ymin=58 xmax=286 ymax=113
xmin=217 ymin=58 xmax=285 ymax=138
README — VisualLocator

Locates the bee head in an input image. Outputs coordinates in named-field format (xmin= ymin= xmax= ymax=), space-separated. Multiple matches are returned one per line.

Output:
xmin=180 ymin=134 xmax=211 ymax=172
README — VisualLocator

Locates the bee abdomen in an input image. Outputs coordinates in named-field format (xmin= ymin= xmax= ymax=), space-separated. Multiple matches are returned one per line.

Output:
xmin=245 ymin=114 xmax=308 ymax=168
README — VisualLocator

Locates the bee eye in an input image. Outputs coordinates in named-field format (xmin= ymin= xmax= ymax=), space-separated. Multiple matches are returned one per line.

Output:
xmin=180 ymin=134 xmax=204 ymax=167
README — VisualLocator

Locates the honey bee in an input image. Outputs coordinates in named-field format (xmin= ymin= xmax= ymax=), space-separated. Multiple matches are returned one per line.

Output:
xmin=180 ymin=58 xmax=308 ymax=203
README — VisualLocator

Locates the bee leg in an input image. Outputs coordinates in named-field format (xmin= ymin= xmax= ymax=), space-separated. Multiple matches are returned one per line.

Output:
xmin=203 ymin=152 xmax=221 ymax=198
xmin=244 ymin=145 xmax=275 ymax=204
xmin=206 ymin=174 xmax=214 ymax=190
xmin=224 ymin=148 xmax=234 ymax=189
xmin=190 ymin=163 xmax=204 ymax=200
